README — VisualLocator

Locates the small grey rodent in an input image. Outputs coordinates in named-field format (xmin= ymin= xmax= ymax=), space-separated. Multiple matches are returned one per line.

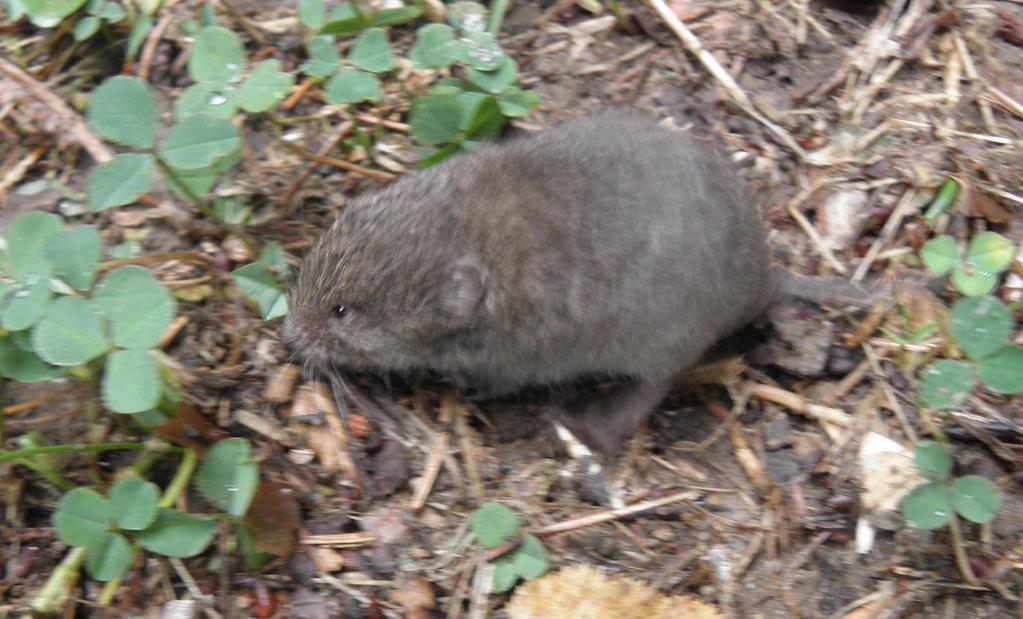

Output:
xmin=283 ymin=111 xmax=879 ymax=455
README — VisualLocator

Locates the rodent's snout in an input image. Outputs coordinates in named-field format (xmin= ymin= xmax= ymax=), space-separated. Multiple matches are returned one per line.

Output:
xmin=280 ymin=308 xmax=325 ymax=351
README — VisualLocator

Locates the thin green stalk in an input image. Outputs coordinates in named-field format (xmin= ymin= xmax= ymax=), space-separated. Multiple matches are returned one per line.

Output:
xmin=948 ymin=513 xmax=979 ymax=586
xmin=98 ymin=575 xmax=123 ymax=606
xmin=29 ymin=547 xmax=86 ymax=617
xmin=152 ymin=155 xmax=260 ymax=256
xmin=161 ymin=447 xmax=198 ymax=508
xmin=0 ymin=442 xmax=147 ymax=464
xmin=487 ymin=0 xmax=511 ymax=34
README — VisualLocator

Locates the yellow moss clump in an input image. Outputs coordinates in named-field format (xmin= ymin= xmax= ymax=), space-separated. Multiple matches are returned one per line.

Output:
xmin=505 ymin=564 xmax=725 ymax=619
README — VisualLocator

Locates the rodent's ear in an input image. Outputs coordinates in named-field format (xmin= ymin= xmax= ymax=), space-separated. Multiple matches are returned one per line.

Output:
xmin=441 ymin=255 xmax=488 ymax=320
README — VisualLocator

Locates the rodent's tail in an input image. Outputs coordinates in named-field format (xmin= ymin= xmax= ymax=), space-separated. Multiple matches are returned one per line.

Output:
xmin=767 ymin=266 xmax=891 ymax=309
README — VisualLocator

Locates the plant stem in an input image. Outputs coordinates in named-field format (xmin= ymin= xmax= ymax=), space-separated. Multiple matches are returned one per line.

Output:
xmin=98 ymin=575 xmax=123 ymax=606
xmin=487 ymin=0 xmax=511 ymax=34
xmin=947 ymin=513 xmax=979 ymax=585
xmin=152 ymin=155 xmax=260 ymax=256
xmin=0 ymin=441 xmax=147 ymax=464
xmin=30 ymin=546 xmax=86 ymax=616
xmin=161 ymin=447 xmax=197 ymax=508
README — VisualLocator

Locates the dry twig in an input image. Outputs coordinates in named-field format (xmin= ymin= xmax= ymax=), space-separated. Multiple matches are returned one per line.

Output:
xmin=0 ymin=56 xmax=112 ymax=164
xmin=643 ymin=0 xmax=807 ymax=159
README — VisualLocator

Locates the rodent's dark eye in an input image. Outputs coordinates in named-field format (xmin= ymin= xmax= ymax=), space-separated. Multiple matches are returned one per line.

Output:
xmin=331 ymin=305 xmax=350 ymax=319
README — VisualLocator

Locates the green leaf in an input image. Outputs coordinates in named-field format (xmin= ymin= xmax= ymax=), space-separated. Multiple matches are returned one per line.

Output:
xmin=135 ymin=0 xmax=161 ymax=15
xmin=199 ymin=1 xmax=217 ymax=26
xmin=496 ymin=86 xmax=540 ymax=118
xmin=238 ymin=60 xmax=294 ymax=113
xmin=951 ymin=264 xmax=998 ymax=297
xmin=88 ymin=153 xmax=155 ymax=211
xmin=175 ymin=83 xmax=239 ymax=120
xmin=22 ymin=0 xmax=88 ymax=27
xmin=966 ymin=231 xmax=1015 ymax=274
xmin=410 ymin=93 xmax=462 ymax=145
xmin=165 ymin=150 xmax=241 ymax=200
xmin=84 ymin=532 xmax=133 ymax=581
xmin=102 ymin=349 xmax=161 ymax=414
xmin=466 ymin=55 xmax=518 ymax=94
xmin=919 ymin=235 xmax=959 ymax=276
xmin=44 ymin=225 xmax=102 ymax=290
xmin=136 ymin=508 xmax=218 ymax=558
xmin=0 ymin=336 xmax=67 ymax=382
xmin=949 ymin=475 xmax=1001 ymax=524
xmin=919 ymin=359 xmax=975 ymax=409
xmin=73 ymin=15 xmax=100 ymax=40
xmin=301 ymin=36 xmax=341 ymax=78
xmin=109 ymin=477 xmax=160 ymax=530
xmin=87 ymin=76 xmax=158 ymax=149
xmin=109 ymin=240 xmax=141 ymax=260
xmin=431 ymin=77 xmax=474 ymax=96
xmin=975 ymin=346 xmax=1023 ymax=394
xmin=923 ymin=177 xmax=959 ymax=221
xmin=127 ymin=14 xmax=154 ymax=58
xmin=410 ymin=23 xmax=463 ymax=69
xmin=457 ymin=31 xmax=503 ymax=71
xmin=7 ymin=0 xmax=27 ymax=20
xmin=94 ymin=266 xmax=175 ymax=349
xmin=349 ymin=27 xmax=396 ymax=73
xmin=196 ymin=438 xmax=259 ymax=517
xmin=492 ymin=560 xmax=519 ymax=593
xmin=2 ymin=277 xmax=52 ymax=331
xmin=298 ymin=0 xmax=326 ymax=29
xmin=470 ymin=501 xmax=519 ymax=549
xmin=950 ymin=296 xmax=1012 ymax=360
xmin=914 ymin=441 xmax=952 ymax=482
xmin=512 ymin=534 xmax=548 ymax=579
xmin=188 ymin=26 xmax=246 ymax=84
xmin=372 ymin=5 xmax=422 ymax=26
xmin=95 ymin=1 xmax=124 ymax=21
xmin=53 ymin=488 xmax=111 ymax=547
xmin=231 ymin=263 xmax=288 ymax=320
xmin=418 ymin=143 xmax=462 ymax=168
xmin=5 ymin=211 xmax=62 ymax=280
xmin=159 ymin=114 xmax=241 ymax=170
xmin=212 ymin=195 xmax=252 ymax=225
xmin=447 ymin=0 xmax=488 ymax=32
xmin=319 ymin=2 xmax=371 ymax=35
xmin=324 ymin=68 xmax=382 ymax=104
xmin=31 ymin=297 xmax=108 ymax=366
xmin=258 ymin=241 xmax=291 ymax=279
xmin=902 ymin=481 xmax=952 ymax=530
xmin=457 ymin=91 xmax=503 ymax=139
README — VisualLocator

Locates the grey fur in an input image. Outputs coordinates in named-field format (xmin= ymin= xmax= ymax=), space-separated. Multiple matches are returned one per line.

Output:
xmin=283 ymin=112 xmax=779 ymax=395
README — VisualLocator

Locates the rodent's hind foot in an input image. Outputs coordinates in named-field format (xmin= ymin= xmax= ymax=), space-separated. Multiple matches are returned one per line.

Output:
xmin=548 ymin=378 xmax=674 ymax=460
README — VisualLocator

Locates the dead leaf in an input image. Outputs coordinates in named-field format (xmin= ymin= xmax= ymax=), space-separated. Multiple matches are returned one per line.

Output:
xmin=152 ymin=404 xmax=230 ymax=454
xmin=306 ymin=546 xmax=345 ymax=573
xmin=306 ymin=425 xmax=342 ymax=472
xmin=506 ymin=564 xmax=725 ymax=619
xmin=858 ymin=432 xmax=925 ymax=532
xmin=245 ymin=480 xmax=301 ymax=559
xmin=263 ymin=364 xmax=300 ymax=404
xmin=391 ymin=578 xmax=436 ymax=614
xmin=111 ymin=208 xmax=149 ymax=227
xmin=359 ymin=507 xmax=408 ymax=545
xmin=174 ymin=284 xmax=215 ymax=303
xmin=971 ymin=192 xmax=1013 ymax=224
xmin=818 ymin=189 xmax=870 ymax=251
